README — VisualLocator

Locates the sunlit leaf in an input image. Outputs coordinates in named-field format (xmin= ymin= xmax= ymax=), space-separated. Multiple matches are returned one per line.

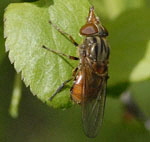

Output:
xmin=4 ymin=0 xmax=90 ymax=108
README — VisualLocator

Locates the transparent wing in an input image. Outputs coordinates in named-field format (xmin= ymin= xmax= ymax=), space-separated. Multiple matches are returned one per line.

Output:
xmin=81 ymin=63 xmax=107 ymax=138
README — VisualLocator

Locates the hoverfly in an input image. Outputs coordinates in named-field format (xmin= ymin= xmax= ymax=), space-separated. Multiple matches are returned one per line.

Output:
xmin=42 ymin=6 xmax=110 ymax=138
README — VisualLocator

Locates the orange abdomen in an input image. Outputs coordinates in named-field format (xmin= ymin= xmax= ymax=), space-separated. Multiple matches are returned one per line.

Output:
xmin=71 ymin=72 xmax=83 ymax=104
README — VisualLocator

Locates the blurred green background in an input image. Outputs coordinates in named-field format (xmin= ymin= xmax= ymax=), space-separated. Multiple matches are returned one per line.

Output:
xmin=0 ymin=0 xmax=150 ymax=142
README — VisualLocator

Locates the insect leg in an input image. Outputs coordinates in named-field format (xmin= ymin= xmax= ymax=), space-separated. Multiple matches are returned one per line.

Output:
xmin=49 ymin=67 xmax=79 ymax=101
xmin=49 ymin=78 xmax=72 ymax=101
xmin=49 ymin=20 xmax=79 ymax=46
xmin=42 ymin=45 xmax=79 ymax=60
xmin=72 ymin=67 xmax=79 ymax=77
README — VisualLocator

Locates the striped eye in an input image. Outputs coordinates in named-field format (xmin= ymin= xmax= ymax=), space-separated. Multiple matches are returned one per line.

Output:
xmin=80 ymin=23 xmax=98 ymax=36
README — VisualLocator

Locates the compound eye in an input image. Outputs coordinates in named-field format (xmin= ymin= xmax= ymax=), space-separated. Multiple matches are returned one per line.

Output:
xmin=80 ymin=23 xmax=98 ymax=36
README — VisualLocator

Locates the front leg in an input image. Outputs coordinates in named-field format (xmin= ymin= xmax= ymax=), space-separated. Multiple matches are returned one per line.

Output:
xmin=49 ymin=20 xmax=79 ymax=47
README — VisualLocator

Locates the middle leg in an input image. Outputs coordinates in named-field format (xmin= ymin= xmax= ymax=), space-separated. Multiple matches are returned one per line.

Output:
xmin=42 ymin=45 xmax=79 ymax=60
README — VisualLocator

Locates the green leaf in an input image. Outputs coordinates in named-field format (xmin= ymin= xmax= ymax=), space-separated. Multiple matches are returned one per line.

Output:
xmin=0 ymin=0 xmax=24 ymax=64
xmin=4 ymin=0 xmax=90 ymax=108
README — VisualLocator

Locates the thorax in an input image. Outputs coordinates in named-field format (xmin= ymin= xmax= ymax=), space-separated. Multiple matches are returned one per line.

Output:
xmin=79 ymin=36 xmax=110 ymax=63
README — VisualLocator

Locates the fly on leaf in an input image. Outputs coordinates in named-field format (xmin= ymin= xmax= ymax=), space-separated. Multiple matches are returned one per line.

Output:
xmin=42 ymin=6 xmax=110 ymax=138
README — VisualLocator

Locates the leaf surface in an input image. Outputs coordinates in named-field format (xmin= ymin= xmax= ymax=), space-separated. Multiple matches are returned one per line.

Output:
xmin=4 ymin=0 xmax=90 ymax=108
